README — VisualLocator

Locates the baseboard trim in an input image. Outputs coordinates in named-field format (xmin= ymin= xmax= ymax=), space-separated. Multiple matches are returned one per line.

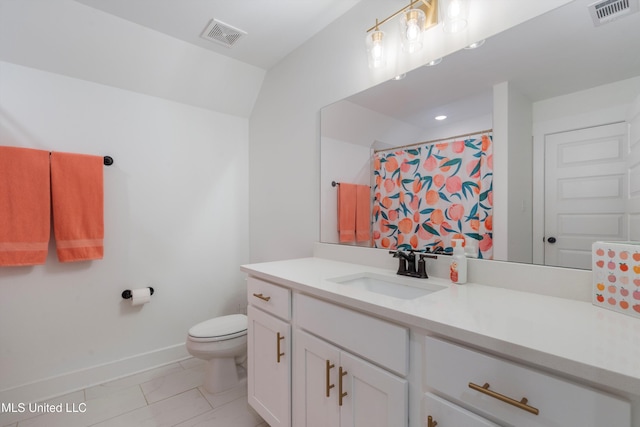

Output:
xmin=0 ymin=343 xmax=190 ymax=404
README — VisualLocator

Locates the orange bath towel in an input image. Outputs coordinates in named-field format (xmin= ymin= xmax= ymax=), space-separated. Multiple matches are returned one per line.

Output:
xmin=337 ymin=183 xmax=357 ymax=243
xmin=50 ymin=151 xmax=104 ymax=262
xmin=0 ymin=146 xmax=51 ymax=266
xmin=355 ymin=185 xmax=371 ymax=242
xmin=338 ymin=183 xmax=370 ymax=243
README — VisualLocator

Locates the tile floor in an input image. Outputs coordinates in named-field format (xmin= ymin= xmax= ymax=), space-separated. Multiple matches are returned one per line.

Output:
xmin=1 ymin=358 xmax=267 ymax=427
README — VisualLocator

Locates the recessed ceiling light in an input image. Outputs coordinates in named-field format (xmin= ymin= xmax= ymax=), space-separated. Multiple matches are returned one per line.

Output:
xmin=464 ymin=39 xmax=485 ymax=49
xmin=425 ymin=57 xmax=442 ymax=66
xmin=435 ymin=115 xmax=447 ymax=121
xmin=392 ymin=73 xmax=407 ymax=81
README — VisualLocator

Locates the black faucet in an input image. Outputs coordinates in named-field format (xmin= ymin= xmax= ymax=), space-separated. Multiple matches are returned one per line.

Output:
xmin=390 ymin=250 xmax=437 ymax=279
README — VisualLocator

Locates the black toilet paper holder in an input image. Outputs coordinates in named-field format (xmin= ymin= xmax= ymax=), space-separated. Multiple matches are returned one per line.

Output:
xmin=121 ymin=287 xmax=154 ymax=300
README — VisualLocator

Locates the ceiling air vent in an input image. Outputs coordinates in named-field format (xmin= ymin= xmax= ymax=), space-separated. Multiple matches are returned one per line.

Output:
xmin=588 ymin=0 xmax=639 ymax=26
xmin=200 ymin=19 xmax=247 ymax=48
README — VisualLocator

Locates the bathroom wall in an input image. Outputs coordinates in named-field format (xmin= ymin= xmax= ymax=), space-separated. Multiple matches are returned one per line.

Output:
xmin=492 ymin=82 xmax=534 ymax=263
xmin=0 ymin=0 xmax=262 ymax=402
xmin=249 ymin=0 xmax=573 ymax=263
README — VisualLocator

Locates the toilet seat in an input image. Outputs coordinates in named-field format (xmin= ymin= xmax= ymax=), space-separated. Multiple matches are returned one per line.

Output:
xmin=188 ymin=314 xmax=247 ymax=342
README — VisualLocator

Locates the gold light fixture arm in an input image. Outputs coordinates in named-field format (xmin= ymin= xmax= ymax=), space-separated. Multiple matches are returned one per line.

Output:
xmin=367 ymin=0 xmax=438 ymax=33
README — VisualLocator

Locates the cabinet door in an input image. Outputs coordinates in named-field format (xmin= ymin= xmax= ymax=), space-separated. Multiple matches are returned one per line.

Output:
xmin=423 ymin=393 xmax=499 ymax=427
xmin=339 ymin=351 xmax=408 ymax=427
xmin=247 ymin=305 xmax=291 ymax=427
xmin=294 ymin=330 xmax=341 ymax=427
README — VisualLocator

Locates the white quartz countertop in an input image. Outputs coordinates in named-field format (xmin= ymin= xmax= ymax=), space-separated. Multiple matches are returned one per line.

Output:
xmin=241 ymin=257 xmax=640 ymax=396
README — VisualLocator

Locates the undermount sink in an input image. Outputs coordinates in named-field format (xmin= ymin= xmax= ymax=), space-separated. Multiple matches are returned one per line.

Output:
xmin=328 ymin=272 xmax=444 ymax=300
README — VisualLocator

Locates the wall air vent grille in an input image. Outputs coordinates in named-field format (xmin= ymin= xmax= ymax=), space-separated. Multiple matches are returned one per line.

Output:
xmin=200 ymin=19 xmax=247 ymax=48
xmin=588 ymin=0 xmax=639 ymax=26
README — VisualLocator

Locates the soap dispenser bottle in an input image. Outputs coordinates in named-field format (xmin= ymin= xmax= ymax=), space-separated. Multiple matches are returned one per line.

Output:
xmin=450 ymin=239 xmax=467 ymax=284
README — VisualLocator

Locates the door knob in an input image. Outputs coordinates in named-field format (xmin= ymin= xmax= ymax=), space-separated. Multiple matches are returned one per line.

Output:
xmin=546 ymin=237 xmax=557 ymax=244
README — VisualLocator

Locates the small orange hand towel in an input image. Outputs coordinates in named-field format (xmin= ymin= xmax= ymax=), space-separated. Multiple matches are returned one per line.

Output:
xmin=0 ymin=146 xmax=51 ymax=266
xmin=337 ymin=183 xmax=356 ymax=243
xmin=355 ymin=185 xmax=371 ymax=242
xmin=50 ymin=151 xmax=104 ymax=262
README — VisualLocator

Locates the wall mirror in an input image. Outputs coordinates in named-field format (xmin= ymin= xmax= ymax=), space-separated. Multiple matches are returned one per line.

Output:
xmin=320 ymin=0 xmax=640 ymax=270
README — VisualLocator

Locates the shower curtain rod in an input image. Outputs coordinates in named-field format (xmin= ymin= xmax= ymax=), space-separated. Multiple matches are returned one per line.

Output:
xmin=373 ymin=128 xmax=493 ymax=154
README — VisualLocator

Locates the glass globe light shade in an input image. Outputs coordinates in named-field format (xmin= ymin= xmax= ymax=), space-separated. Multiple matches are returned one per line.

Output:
xmin=400 ymin=8 xmax=426 ymax=54
xmin=443 ymin=0 xmax=468 ymax=33
xmin=366 ymin=30 xmax=386 ymax=69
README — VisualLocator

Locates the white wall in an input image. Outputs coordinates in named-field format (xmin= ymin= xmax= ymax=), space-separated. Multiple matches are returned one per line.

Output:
xmin=0 ymin=60 xmax=250 ymax=399
xmin=249 ymin=0 xmax=573 ymax=263
xmin=493 ymin=82 xmax=534 ymax=263
xmin=0 ymin=0 xmax=258 ymax=402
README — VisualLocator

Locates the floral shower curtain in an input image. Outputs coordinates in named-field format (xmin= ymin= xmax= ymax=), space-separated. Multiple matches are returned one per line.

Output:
xmin=372 ymin=133 xmax=493 ymax=259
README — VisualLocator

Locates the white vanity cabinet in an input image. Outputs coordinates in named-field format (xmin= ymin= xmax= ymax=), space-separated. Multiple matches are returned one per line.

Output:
xmin=243 ymin=259 xmax=640 ymax=427
xmin=293 ymin=294 xmax=408 ymax=427
xmin=424 ymin=336 xmax=632 ymax=427
xmin=247 ymin=277 xmax=291 ymax=427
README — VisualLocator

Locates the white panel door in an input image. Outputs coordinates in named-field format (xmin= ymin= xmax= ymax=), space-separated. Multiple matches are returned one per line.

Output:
xmin=544 ymin=122 xmax=629 ymax=268
xmin=294 ymin=330 xmax=341 ymax=427
xmin=247 ymin=306 xmax=291 ymax=427
xmin=627 ymin=92 xmax=640 ymax=240
xmin=339 ymin=351 xmax=408 ymax=427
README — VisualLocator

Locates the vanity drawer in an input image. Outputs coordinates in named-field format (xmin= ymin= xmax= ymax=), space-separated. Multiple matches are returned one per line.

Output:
xmin=423 ymin=392 xmax=499 ymax=427
xmin=424 ymin=336 xmax=631 ymax=427
xmin=247 ymin=276 xmax=291 ymax=321
xmin=296 ymin=293 xmax=408 ymax=376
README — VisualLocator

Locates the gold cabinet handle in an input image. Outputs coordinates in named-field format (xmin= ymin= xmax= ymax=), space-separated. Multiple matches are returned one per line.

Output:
xmin=427 ymin=415 xmax=438 ymax=427
xmin=252 ymin=293 xmax=271 ymax=302
xmin=326 ymin=360 xmax=335 ymax=397
xmin=276 ymin=332 xmax=285 ymax=363
xmin=468 ymin=382 xmax=539 ymax=415
xmin=338 ymin=366 xmax=348 ymax=406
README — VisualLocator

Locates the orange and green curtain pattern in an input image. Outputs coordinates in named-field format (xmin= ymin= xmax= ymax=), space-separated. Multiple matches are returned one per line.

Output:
xmin=372 ymin=134 xmax=493 ymax=259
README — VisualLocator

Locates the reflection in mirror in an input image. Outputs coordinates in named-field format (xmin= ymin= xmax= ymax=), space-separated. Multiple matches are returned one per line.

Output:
xmin=320 ymin=0 xmax=640 ymax=270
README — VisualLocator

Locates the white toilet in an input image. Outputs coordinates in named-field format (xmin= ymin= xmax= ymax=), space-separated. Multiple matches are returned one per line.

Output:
xmin=185 ymin=314 xmax=248 ymax=394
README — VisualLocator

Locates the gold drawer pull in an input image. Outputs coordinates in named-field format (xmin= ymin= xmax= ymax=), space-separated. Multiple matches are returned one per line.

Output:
xmin=276 ymin=332 xmax=285 ymax=363
xmin=252 ymin=293 xmax=271 ymax=302
xmin=338 ymin=367 xmax=348 ymax=406
xmin=427 ymin=415 xmax=437 ymax=427
xmin=469 ymin=382 xmax=539 ymax=415
xmin=326 ymin=360 xmax=335 ymax=397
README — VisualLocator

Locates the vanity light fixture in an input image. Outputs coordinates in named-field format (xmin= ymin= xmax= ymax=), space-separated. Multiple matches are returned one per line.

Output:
xmin=366 ymin=0 xmax=439 ymax=62
xmin=442 ymin=0 xmax=468 ymax=33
